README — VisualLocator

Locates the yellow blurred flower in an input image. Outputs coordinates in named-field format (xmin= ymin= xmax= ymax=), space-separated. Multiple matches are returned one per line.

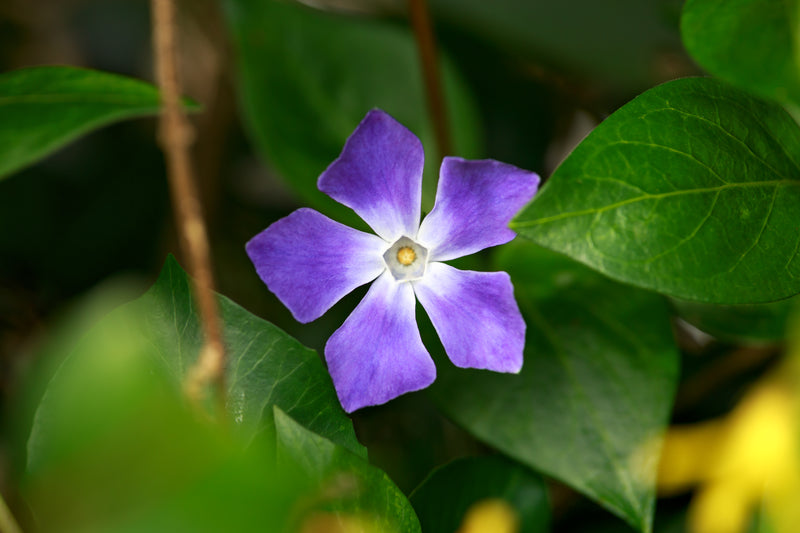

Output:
xmin=296 ymin=498 xmax=521 ymax=533
xmin=657 ymin=375 xmax=800 ymax=533
xmin=456 ymin=498 xmax=520 ymax=533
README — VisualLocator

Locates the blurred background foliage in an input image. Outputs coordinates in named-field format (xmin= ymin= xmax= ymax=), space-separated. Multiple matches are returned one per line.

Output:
xmin=5 ymin=0 xmax=782 ymax=531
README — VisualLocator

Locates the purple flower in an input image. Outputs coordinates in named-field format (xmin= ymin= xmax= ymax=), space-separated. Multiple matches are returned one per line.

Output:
xmin=246 ymin=110 xmax=539 ymax=412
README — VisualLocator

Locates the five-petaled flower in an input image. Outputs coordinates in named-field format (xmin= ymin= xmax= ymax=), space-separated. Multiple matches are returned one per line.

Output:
xmin=246 ymin=109 xmax=539 ymax=412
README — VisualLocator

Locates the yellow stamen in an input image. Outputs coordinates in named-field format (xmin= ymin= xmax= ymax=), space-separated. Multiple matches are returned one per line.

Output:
xmin=396 ymin=246 xmax=416 ymax=266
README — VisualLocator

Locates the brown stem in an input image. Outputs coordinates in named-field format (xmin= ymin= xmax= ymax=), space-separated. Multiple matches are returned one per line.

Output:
xmin=151 ymin=0 xmax=226 ymax=412
xmin=408 ymin=0 xmax=451 ymax=159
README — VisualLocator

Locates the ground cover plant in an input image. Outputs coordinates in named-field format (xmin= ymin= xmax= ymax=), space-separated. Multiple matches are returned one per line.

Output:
xmin=1 ymin=0 xmax=799 ymax=532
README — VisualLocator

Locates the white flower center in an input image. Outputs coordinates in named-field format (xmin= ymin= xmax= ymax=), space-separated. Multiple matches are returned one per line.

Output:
xmin=383 ymin=236 xmax=428 ymax=281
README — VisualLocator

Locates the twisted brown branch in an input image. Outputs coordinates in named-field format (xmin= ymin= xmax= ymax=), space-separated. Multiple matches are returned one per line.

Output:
xmin=151 ymin=0 xmax=226 ymax=412
xmin=409 ymin=0 xmax=451 ymax=159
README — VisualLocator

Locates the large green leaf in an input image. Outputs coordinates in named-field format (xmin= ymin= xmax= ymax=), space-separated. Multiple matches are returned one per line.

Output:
xmin=430 ymin=0 xmax=682 ymax=90
xmin=139 ymin=256 xmax=364 ymax=456
xmin=274 ymin=407 xmax=421 ymax=533
xmin=24 ymin=286 xmax=296 ymax=532
xmin=0 ymin=66 xmax=183 ymax=180
xmin=681 ymin=0 xmax=800 ymax=110
xmin=410 ymin=455 xmax=549 ymax=533
xmin=222 ymin=0 xmax=480 ymax=225
xmin=430 ymin=242 xmax=679 ymax=532
xmin=512 ymin=77 xmax=800 ymax=304
xmin=28 ymin=255 xmax=364 ymax=470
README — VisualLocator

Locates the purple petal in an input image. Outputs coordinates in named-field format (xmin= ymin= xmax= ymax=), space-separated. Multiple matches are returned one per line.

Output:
xmin=246 ymin=208 xmax=386 ymax=323
xmin=325 ymin=271 xmax=436 ymax=412
xmin=318 ymin=109 xmax=423 ymax=242
xmin=417 ymin=158 xmax=540 ymax=262
xmin=414 ymin=262 xmax=524 ymax=372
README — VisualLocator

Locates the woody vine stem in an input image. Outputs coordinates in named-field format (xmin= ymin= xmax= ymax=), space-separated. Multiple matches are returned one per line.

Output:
xmin=408 ymin=0 xmax=451 ymax=160
xmin=150 ymin=0 xmax=227 ymax=411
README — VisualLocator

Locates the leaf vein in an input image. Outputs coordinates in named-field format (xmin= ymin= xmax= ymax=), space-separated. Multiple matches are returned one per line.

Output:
xmin=513 ymin=179 xmax=799 ymax=228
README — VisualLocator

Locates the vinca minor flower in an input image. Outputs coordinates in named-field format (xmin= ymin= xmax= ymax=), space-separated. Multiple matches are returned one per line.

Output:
xmin=246 ymin=109 xmax=539 ymax=412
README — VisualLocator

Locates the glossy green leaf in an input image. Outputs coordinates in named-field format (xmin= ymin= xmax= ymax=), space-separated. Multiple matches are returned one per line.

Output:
xmin=671 ymin=295 xmax=798 ymax=344
xmin=28 ymin=255 xmax=364 ymax=470
xmin=512 ymin=77 xmax=800 ymax=304
xmin=681 ymin=0 xmax=800 ymax=109
xmin=0 ymin=66 xmax=186 ymax=180
xmin=410 ymin=455 xmax=549 ymax=533
xmin=222 ymin=0 xmax=480 ymax=225
xmin=430 ymin=242 xmax=679 ymax=532
xmin=24 ymin=290 xmax=296 ymax=532
xmin=274 ymin=407 xmax=422 ymax=533
xmin=140 ymin=256 xmax=364 ymax=456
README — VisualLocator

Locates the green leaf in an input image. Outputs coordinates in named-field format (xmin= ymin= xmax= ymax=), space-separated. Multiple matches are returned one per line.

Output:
xmin=27 ymin=255 xmax=364 ymax=471
xmin=222 ymin=0 xmax=481 ymax=225
xmin=140 ymin=256 xmax=364 ymax=457
xmin=681 ymin=0 xmax=800 ymax=110
xmin=274 ymin=406 xmax=422 ymax=533
xmin=410 ymin=456 xmax=549 ymax=533
xmin=430 ymin=0 xmax=682 ymax=90
xmin=430 ymin=242 xmax=679 ymax=532
xmin=24 ymin=288 xmax=296 ymax=532
xmin=0 ymin=66 xmax=190 ymax=180
xmin=512 ymin=77 xmax=800 ymax=304
xmin=670 ymin=295 xmax=798 ymax=344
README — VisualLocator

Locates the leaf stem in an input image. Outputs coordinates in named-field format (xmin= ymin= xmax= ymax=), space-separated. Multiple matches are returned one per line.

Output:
xmin=0 ymin=491 xmax=22 ymax=533
xmin=408 ymin=0 xmax=451 ymax=159
xmin=150 ymin=0 xmax=226 ymax=412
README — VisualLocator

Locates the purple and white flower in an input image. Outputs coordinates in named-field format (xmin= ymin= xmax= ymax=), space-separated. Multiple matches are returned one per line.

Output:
xmin=246 ymin=109 xmax=539 ymax=412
